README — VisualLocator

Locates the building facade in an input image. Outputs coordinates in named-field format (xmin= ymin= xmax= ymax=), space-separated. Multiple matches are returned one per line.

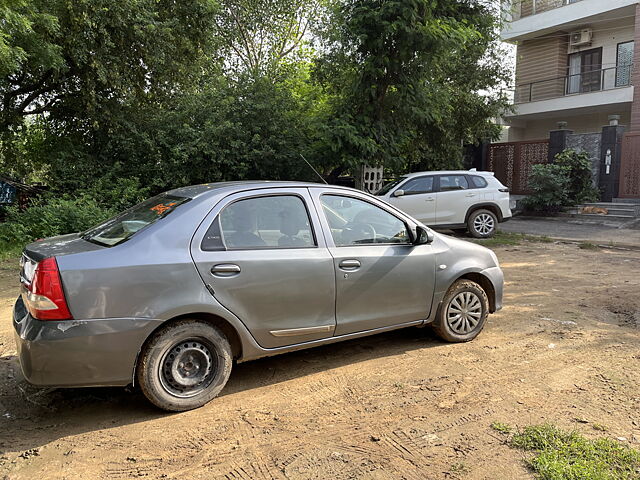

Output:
xmin=502 ymin=0 xmax=639 ymax=141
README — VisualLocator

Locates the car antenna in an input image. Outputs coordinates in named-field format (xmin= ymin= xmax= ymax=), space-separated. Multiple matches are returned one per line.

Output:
xmin=299 ymin=154 xmax=328 ymax=184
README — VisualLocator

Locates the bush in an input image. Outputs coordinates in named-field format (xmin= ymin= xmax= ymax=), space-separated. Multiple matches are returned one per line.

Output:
xmin=554 ymin=150 xmax=599 ymax=204
xmin=0 ymin=195 xmax=115 ymax=248
xmin=0 ymin=177 xmax=149 ymax=255
xmin=523 ymin=164 xmax=569 ymax=213
xmin=524 ymin=149 xmax=600 ymax=213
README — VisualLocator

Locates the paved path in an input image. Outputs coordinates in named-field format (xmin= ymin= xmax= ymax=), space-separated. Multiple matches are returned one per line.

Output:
xmin=498 ymin=216 xmax=640 ymax=248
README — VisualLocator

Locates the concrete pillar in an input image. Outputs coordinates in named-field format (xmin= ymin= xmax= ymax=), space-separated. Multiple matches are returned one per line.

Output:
xmin=548 ymin=123 xmax=573 ymax=163
xmin=629 ymin=3 xmax=640 ymax=132
xmin=599 ymin=117 xmax=626 ymax=202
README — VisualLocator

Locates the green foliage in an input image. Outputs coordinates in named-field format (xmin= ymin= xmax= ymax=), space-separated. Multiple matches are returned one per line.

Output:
xmin=314 ymin=0 xmax=511 ymax=173
xmin=523 ymin=164 xmax=570 ymax=213
xmin=524 ymin=149 xmax=600 ymax=213
xmin=0 ymin=196 xmax=112 ymax=247
xmin=554 ymin=150 xmax=600 ymax=204
xmin=491 ymin=422 xmax=513 ymax=434
xmin=0 ymin=0 xmax=219 ymax=138
xmin=511 ymin=424 xmax=640 ymax=480
xmin=0 ymin=177 xmax=147 ymax=248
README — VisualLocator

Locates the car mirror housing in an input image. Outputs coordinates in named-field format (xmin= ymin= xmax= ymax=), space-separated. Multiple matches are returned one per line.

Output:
xmin=393 ymin=189 xmax=405 ymax=198
xmin=413 ymin=225 xmax=433 ymax=245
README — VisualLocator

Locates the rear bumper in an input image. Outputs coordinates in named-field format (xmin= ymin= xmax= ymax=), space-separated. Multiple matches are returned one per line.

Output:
xmin=13 ymin=297 xmax=163 ymax=387
xmin=481 ymin=266 xmax=504 ymax=312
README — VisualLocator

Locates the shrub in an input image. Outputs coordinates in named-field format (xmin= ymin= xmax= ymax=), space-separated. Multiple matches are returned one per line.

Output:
xmin=0 ymin=195 xmax=115 ymax=247
xmin=0 ymin=177 xmax=149 ymax=255
xmin=523 ymin=163 xmax=569 ymax=213
xmin=524 ymin=149 xmax=600 ymax=213
xmin=554 ymin=149 xmax=600 ymax=204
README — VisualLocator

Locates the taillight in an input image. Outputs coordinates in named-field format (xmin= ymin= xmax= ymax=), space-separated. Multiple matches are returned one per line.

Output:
xmin=23 ymin=257 xmax=73 ymax=321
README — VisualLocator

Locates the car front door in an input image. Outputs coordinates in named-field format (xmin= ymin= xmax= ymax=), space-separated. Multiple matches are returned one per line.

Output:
xmin=312 ymin=189 xmax=436 ymax=336
xmin=386 ymin=175 xmax=437 ymax=225
xmin=435 ymin=174 xmax=474 ymax=225
xmin=190 ymin=188 xmax=336 ymax=349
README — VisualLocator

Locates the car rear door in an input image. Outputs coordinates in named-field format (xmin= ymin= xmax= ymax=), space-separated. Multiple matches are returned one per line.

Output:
xmin=190 ymin=188 xmax=336 ymax=349
xmin=385 ymin=175 xmax=437 ymax=224
xmin=311 ymin=188 xmax=436 ymax=336
xmin=434 ymin=174 xmax=475 ymax=225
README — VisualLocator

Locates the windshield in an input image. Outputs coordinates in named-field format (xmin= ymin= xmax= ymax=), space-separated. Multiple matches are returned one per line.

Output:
xmin=376 ymin=178 xmax=405 ymax=196
xmin=83 ymin=194 xmax=190 ymax=247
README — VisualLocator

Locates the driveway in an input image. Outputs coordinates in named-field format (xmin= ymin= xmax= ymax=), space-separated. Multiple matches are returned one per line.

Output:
xmin=499 ymin=216 xmax=640 ymax=248
xmin=0 ymin=241 xmax=639 ymax=479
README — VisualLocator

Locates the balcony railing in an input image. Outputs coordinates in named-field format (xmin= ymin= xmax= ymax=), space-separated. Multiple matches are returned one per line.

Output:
xmin=514 ymin=65 xmax=633 ymax=104
xmin=505 ymin=0 xmax=584 ymax=21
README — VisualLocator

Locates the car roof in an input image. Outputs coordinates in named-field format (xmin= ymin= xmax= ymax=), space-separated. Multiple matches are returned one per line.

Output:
xmin=166 ymin=181 xmax=356 ymax=199
xmin=400 ymin=170 xmax=495 ymax=179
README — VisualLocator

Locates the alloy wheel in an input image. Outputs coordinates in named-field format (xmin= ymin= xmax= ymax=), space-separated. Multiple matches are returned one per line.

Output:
xmin=473 ymin=213 xmax=495 ymax=236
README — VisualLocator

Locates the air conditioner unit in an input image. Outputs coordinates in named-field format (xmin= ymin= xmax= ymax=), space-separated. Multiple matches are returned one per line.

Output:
xmin=570 ymin=29 xmax=593 ymax=47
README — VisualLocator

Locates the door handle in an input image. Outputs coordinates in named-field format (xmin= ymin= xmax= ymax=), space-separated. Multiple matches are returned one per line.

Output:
xmin=465 ymin=193 xmax=476 ymax=197
xmin=211 ymin=264 xmax=241 ymax=276
xmin=425 ymin=197 xmax=435 ymax=202
xmin=339 ymin=259 xmax=361 ymax=270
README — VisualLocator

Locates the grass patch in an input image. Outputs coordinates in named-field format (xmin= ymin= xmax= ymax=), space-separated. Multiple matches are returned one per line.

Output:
xmin=578 ymin=242 xmax=599 ymax=250
xmin=0 ymin=242 xmax=23 ymax=261
xmin=467 ymin=231 xmax=554 ymax=248
xmin=510 ymin=424 xmax=640 ymax=480
xmin=491 ymin=421 xmax=513 ymax=434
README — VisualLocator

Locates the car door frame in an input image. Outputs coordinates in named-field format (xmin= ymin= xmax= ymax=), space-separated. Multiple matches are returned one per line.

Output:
xmin=189 ymin=186 xmax=337 ymax=349
xmin=387 ymin=175 xmax=439 ymax=225
xmin=308 ymin=186 xmax=436 ymax=336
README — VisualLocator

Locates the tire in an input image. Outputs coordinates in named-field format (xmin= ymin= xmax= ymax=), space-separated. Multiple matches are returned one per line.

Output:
xmin=137 ymin=320 xmax=233 ymax=412
xmin=467 ymin=209 xmax=498 ymax=238
xmin=432 ymin=280 xmax=489 ymax=343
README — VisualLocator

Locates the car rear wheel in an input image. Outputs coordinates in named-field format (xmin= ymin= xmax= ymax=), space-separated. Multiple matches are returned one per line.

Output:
xmin=467 ymin=209 xmax=497 ymax=238
xmin=432 ymin=280 xmax=489 ymax=343
xmin=137 ymin=320 xmax=232 ymax=412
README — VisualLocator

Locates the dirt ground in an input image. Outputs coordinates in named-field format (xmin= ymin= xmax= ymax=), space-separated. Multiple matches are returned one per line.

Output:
xmin=0 ymin=241 xmax=639 ymax=480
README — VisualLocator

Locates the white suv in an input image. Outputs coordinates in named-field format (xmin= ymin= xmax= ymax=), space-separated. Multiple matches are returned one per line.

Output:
xmin=377 ymin=170 xmax=512 ymax=238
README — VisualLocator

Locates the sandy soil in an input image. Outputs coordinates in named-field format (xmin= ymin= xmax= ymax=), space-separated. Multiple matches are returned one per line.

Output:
xmin=0 ymin=241 xmax=639 ymax=479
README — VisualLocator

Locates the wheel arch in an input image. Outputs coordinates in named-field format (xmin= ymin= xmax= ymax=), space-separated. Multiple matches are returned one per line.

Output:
xmin=133 ymin=312 xmax=244 ymax=386
xmin=464 ymin=203 xmax=503 ymax=223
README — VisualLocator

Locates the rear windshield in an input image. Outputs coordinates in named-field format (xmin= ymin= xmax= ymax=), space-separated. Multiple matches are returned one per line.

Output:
xmin=82 ymin=194 xmax=190 ymax=247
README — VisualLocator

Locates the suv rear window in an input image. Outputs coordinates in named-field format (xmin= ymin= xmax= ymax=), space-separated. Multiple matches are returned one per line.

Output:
xmin=83 ymin=194 xmax=190 ymax=247
xmin=470 ymin=175 xmax=489 ymax=188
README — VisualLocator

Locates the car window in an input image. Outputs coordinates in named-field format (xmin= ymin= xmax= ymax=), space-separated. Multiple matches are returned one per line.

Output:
xmin=439 ymin=175 xmax=469 ymax=192
xmin=83 ymin=194 xmax=190 ymax=247
xmin=376 ymin=178 xmax=404 ymax=196
xmin=401 ymin=176 xmax=434 ymax=195
xmin=320 ymin=195 xmax=410 ymax=246
xmin=202 ymin=195 xmax=316 ymax=251
xmin=470 ymin=175 xmax=488 ymax=188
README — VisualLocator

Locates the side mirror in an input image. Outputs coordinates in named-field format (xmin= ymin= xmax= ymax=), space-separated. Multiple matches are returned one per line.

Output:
xmin=413 ymin=225 xmax=433 ymax=245
xmin=393 ymin=189 xmax=405 ymax=198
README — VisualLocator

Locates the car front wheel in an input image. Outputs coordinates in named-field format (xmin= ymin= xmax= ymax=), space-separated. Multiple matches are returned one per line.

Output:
xmin=137 ymin=320 xmax=233 ymax=412
xmin=432 ymin=280 xmax=489 ymax=343
xmin=467 ymin=209 xmax=497 ymax=238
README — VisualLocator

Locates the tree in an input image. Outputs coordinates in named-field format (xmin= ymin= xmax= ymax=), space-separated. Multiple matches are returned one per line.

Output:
xmin=314 ymin=0 xmax=511 ymax=175
xmin=0 ymin=0 xmax=219 ymax=133
xmin=213 ymin=0 xmax=322 ymax=79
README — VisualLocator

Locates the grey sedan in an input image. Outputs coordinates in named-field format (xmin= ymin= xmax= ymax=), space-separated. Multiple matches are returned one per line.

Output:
xmin=14 ymin=182 xmax=503 ymax=411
